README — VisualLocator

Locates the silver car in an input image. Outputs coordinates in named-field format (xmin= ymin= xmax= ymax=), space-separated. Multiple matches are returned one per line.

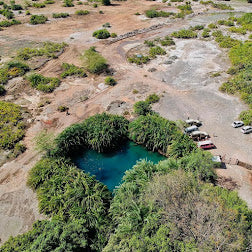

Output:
xmin=231 ymin=121 xmax=244 ymax=128
xmin=241 ymin=126 xmax=252 ymax=134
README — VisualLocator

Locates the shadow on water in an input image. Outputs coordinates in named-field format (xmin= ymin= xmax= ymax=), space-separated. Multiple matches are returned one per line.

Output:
xmin=71 ymin=141 xmax=165 ymax=191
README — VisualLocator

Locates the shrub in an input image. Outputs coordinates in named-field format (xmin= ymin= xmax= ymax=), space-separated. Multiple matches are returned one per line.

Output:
xmin=171 ymin=29 xmax=197 ymax=38
xmin=32 ymin=2 xmax=45 ymax=8
xmin=82 ymin=47 xmax=108 ymax=74
xmin=52 ymin=12 xmax=69 ymax=18
xmin=146 ymin=93 xmax=160 ymax=104
xmin=57 ymin=105 xmax=69 ymax=112
xmin=61 ymin=63 xmax=87 ymax=78
xmin=93 ymin=3 xmax=97 ymax=7
xmin=63 ymin=0 xmax=74 ymax=7
xmin=202 ymin=28 xmax=210 ymax=37
xmin=111 ymin=32 xmax=117 ymax=38
xmin=27 ymin=73 xmax=61 ymax=92
xmin=93 ymin=29 xmax=110 ymax=39
xmin=0 ymin=19 xmax=21 ymax=27
xmin=160 ymin=36 xmax=175 ymax=46
xmin=11 ymin=3 xmax=23 ymax=10
xmin=149 ymin=46 xmax=166 ymax=58
xmin=17 ymin=42 xmax=67 ymax=60
xmin=101 ymin=0 xmax=110 ymax=5
xmin=30 ymin=14 xmax=48 ymax=24
xmin=0 ymin=101 xmax=26 ymax=150
xmin=44 ymin=0 xmax=55 ymax=3
xmin=145 ymin=9 xmax=174 ymax=18
xmin=75 ymin=9 xmax=89 ymax=15
xmin=129 ymin=114 xmax=180 ymax=152
xmin=239 ymin=110 xmax=252 ymax=125
xmin=229 ymin=27 xmax=247 ymax=35
xmin=0 ymin=9 xmax=14 ymax=19
xmin=208 ymin=23 xmax=217 ymax=29
xmin=144 ymin=40 xmax=155 ymax=47
xmin=105 ymin=76 xmax=116 ymax=86
xmin=133 ymin=101 xmax=152 ymax=116
xmin=103 ymin=22 xmax=111 ymax=28
xmin=0 ymin=84 xmax=6 ymax=95
xmin=128 ymin=54 xmax=150 ymax=65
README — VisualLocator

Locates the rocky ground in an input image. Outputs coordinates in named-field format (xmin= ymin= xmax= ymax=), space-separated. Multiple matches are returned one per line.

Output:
xmin=0 ymin=0 xmax=251 ymax=245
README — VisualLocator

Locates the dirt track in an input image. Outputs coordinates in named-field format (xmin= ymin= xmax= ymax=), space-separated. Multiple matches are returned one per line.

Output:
xmin=0 ymin=0 xmax=252 ymax=245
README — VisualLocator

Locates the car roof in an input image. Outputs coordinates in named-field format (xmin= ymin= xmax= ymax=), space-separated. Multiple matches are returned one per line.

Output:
xmin=234 ymin=121 xmax=243 ymax=124
xmin=191 ymin=131 xmax=208 ymax=136
xmin=197 ymin=140 xmax=213 ymax=146
xmin=242 ymin=126 xmax=252 ymax=130
xmin=185 ymin=125 xmax=198 ymax=130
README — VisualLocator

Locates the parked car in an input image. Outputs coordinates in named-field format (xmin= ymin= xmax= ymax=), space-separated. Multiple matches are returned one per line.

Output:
xmin=190 ymin=131 xmax=209 ymax=141
xmin=197 ymin=140 xmax=215 ymax=150
xmin=241 ymin=126 xmax=252 ymax=134
xmin=185 ymin=119 xmax=202 ymax=127
xmin=184 ymin=125 xmax=198 ymax=134
xmin=231 ymin=121 xmax=244 ymax=128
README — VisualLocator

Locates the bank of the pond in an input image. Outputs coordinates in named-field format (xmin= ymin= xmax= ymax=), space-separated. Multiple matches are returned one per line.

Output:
xmin=72 ymin=141 xmax=166 ymax=191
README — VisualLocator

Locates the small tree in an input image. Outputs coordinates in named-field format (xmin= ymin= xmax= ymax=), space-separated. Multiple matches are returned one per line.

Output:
xmin=133 ymin=101 xmax=152 ymax=116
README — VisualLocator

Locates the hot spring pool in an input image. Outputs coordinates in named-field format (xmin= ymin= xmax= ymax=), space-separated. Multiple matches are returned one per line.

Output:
xmin=72 ymin=141 xmax=165 ymax=191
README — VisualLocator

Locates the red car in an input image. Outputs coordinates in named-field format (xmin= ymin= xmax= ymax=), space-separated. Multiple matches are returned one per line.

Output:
xmin=197 ymin=140 xmax=215 ymax=150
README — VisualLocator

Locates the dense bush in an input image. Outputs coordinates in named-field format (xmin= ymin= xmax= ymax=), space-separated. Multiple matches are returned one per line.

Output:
xmin=52 ymin=12 xmax=69 ymax=18
xmin=0 ymin=9 xmax=14 ymax=19
xmin=0 ymin=19 xmax=21 ymax=27
xmin=92 ymin=29 xmax=110 ymax=39
xmin=63 ymin=0 xmax=74 ymax=7
xmin=0 ymin=101 xmax=26 ymax=150
xmin=55 ymin=113 xmax=129 ymax=155
xmin=0 ymin=84 xmax=6 ymax=95
xmin=128 ymin=54 xmax=150 ymax=65
xmin=101 ymin=0 xmax=110 ymax=5
xmin=133 ymin=101 xmax=152 ymax=116
xmin=0 ymin=61 xmax=30 ymax=85
xmin=82 ymin=47 xmax=108 ymax=73
xmin=149 ymin=46 xmax=166 ymax=58
xmin=171 ymin=29 xmax=197 ymax=38
xmin=129 ymin=114 xmax=180 ymax=152
xmin=145 ymin=9 xmax=174 ymax=18
xmin=160 ymin=36 xmax=175 ymax=46
xmin=61 ymin=63 xmax=87 ymax=78
xmin=30 ymin=14 xmax=48 ymax=24
xmin=27 ymin=73 xmax=60 ymax=92
xmin=146 ymin=93 xmax=160 ymax=104
xmin=104 ymin=76 xmax=116 ymax=86
xmin=75 ymin=9 xmax=89 ymax=15
xmin=239 ymin=110 xmax=252 ymax=125
xmin=17 ymin=42 xmax=67 ymax=60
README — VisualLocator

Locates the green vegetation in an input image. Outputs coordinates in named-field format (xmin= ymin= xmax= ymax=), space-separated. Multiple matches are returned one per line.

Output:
xmin=128 ymin=54 xmax=150 ymax=65
xmin=177 ymin=2 xmax=193 ymax=13
xmin=0 ymin=19 xmax=21 ymax=27
xmin=27 ymin=73 xmax=61 ymax=93
xmin=200 ymin=0 xmax=233 ymax=10
xmin=0 ymin=61 xmax=30 ymax=85
xmin=101 ymin=0 xmax=110 ymax=5
xmin=202 ymin=28 xmax=210 ymax=37
xmin=149 ymin=46 xmax=166 ymax=58
xmin=57 ymin=105 xmax=69 ymax=112
xmin=133 ymin=101 xmax=152 ymax=116
xmin=129 ymin=114 xmax=180 ymax=153
xmin=208 ymin=23 xmax=217 ymax=29
xmin=145 ymin=9 xmax=174 ymax=18
xmin=61 ymin=63 xmax=87 ymax=78
xmin=110 ymin=32 xmax=117 ymax=38
xmin=0 ymin=101 xmax=26 ymax=150
xmin=32 ymin=2 xmax=46 ymax=8
xmin=0 ymin=84 xmax=6 ymax=95
xmin=239 ymin=110 xmax=252 ymax=125
xmin=17 ymin=42 xmax=67 ymax=60
xmin=0 ymin=9 xmax=14 ymax=19
xmin=55 ymin=113 xmax=129 ymax=155
xmin=75 ymin=9 xmax=89 ymax=15
xmin=217 ymin=19 xmax=234 ymax=26
xmin=104 ymin=76 xmax=116 ymax=86
xmin=146 ymin=93 xmax=160 ymax=103
xmin=82 ymin=47 xmax=108 ymax=74
xmin=30 ymin=14 xmax=48 ymax=24
xmin=63 ymin=0 xmax=74 ymax=6
xmin=92 ymin=29 xmax=110 ymax=39
xmin=160 ymin=36 xmax=175 ymax=46
xmin=144 ymin=40 xmax=155 ymax=47
xmin=229 ymin=26 xmax=247 ymax=35
xmin=52 ymin=12 xmax=69 ymax=18
xmin=171 ymin=28 xmax=197 ymax=38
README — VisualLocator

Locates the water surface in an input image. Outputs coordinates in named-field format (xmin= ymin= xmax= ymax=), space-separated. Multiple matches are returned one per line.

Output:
xmin=72 ymin=141 xmax=165 ymax=191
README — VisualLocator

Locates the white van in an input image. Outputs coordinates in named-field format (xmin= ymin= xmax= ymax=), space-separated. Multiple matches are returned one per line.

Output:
xmin=184 ymin=125 xmax=198 ymax=134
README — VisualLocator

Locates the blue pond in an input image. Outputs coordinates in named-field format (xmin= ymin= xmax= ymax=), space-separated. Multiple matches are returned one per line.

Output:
xmin=72 ymin=141 xmax=165 ymax=191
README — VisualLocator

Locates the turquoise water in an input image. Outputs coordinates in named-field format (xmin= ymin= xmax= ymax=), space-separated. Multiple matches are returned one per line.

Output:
xmin=72 ymin=141 xmax=165 ymax=191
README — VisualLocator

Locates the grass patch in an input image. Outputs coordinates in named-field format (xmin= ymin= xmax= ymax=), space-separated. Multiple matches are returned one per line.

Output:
xmin=30 ymin=14 xmax=48 ymax=24
xmin=171 ymin=29 xmax=197 ymax=38
xmin=0 ymin=101 xmax=26 ymax=150
xmin=52 ymin=12 xmax=69 ymax=18
xmin=75 ymin=9 xmax=89 ymax=15
xmin=61 ymin=63 xmax=87 ymax=78
xmin=27 ymin=73 xmax=61 ymax=92
xmin=145 ymin=9 xmax=174 ymax=18
xmin=128 ymin=55 xmax=150 ymax=65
